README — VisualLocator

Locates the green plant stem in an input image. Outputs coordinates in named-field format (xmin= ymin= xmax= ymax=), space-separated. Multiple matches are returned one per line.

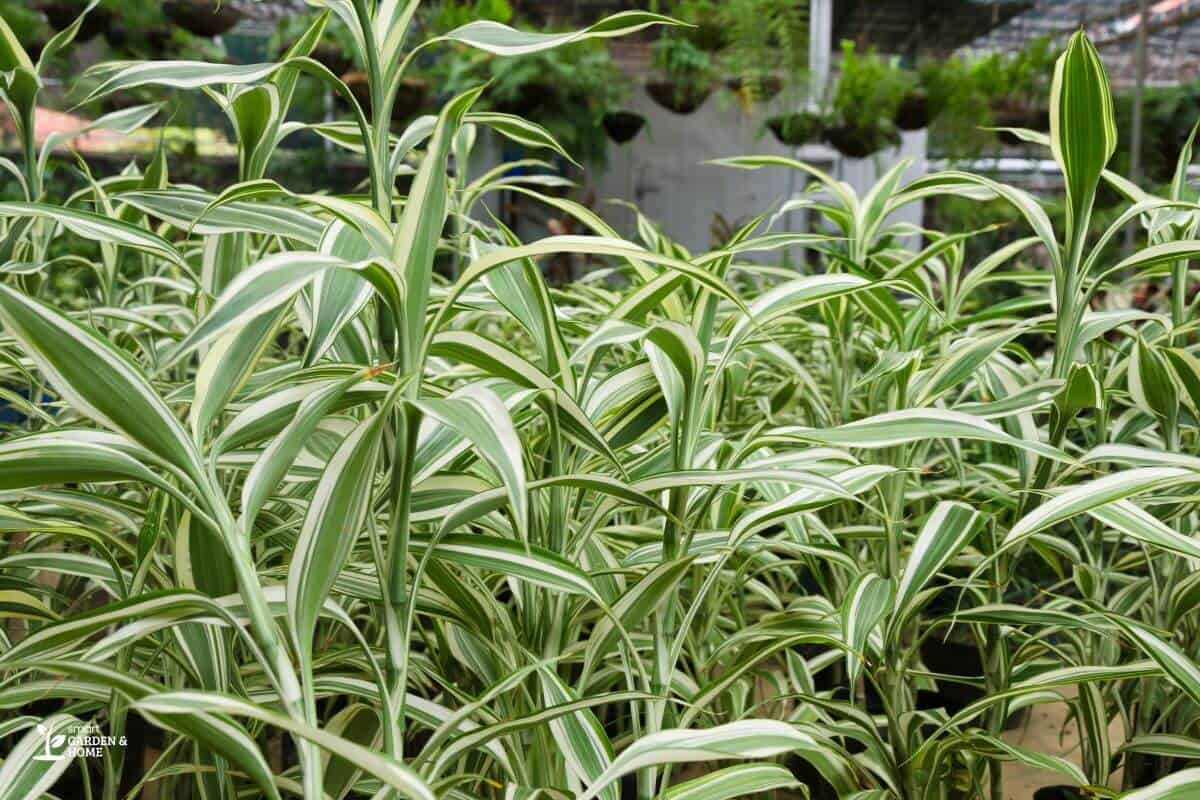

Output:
xmin=22 ymin=109 xmax=39 ymax=201
xmin=1172 ymin=260 xmax=1188 ymax=338
xmin=384 ymin=402 xmax=420 ymax=758
xmin=351 ymin=0 xmax=394 ymax=220
xmin=197 ymin=477 xmax=317 ymax=794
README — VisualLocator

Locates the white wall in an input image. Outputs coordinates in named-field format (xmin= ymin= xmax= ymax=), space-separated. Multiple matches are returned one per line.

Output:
xmin=581 ymin=86 xmax=929 ymax=253
xmin=467 ymin=87 xmax=930 ymax=256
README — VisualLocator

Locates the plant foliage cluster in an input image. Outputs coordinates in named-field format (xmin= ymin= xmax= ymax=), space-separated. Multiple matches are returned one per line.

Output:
xmin=4 ymin=4 xmax=1200 ymax=800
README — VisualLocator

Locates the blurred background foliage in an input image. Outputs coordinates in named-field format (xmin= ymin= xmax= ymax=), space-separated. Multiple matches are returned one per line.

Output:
xmin=7 ymin=0 xmax=1200 ymax=264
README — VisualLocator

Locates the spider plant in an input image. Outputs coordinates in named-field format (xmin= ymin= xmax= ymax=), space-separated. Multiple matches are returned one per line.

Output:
xmin=3 ymin=6 xmax=1200 ymax=800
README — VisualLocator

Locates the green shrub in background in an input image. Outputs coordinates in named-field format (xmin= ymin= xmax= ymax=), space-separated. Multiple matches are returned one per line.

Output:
xmin=438 ymin=38 xmax=627 ymax=167
xmin=823 ymin=40 xmax=909 ymax=157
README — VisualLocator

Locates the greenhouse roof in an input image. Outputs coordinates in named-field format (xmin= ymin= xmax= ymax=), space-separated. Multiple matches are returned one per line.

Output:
xmin=832 ymin=0 xmax=1032 ymax=56
xmin=967 ymin=0 xmax=1200 ymax=86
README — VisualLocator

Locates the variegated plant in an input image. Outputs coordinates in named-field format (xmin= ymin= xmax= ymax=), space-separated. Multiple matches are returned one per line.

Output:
xmin=2 ymin=5 xmax=1200 ymax=800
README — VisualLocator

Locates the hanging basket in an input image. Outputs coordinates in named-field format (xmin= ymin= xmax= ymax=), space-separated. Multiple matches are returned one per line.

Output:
xmin=895 ymin=90 xmax=932 ymax=131
xmin=308 ymin=43 xmax=354 ymax=79
xmin=825 ymin=122 xmax=899 ymax=159
xmin=766 ymin=112 xmax=824 ymax=147
xmin=602 ymin=111 xmax=646 ymax=144
xmin=393 ymin=78 xmax=430 ymax=121
xmin=991 ymin=98 xmax=1048 ymax=145
xmin=726 ymin=75 xmax=784 ymax=105
xmin=103 ymin=24 xmax=172 ymax=59
xmin=688 ymin=15 xmax=727 ymax=52
xmin=165 ymin=0 xmax=244 ymax=38
xmin=342 ymin=73 xmax=431 ymax=122
xmin=645 ymin=81 xmax=712 ymax=115
xmin=39 ymin=1 xmax=111 ymax=41
xmin=492 ymin=82 xmax=558 ymax=119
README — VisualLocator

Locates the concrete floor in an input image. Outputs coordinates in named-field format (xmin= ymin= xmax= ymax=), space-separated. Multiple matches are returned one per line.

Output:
xmin=1001 ymin=689 xmax=1125 ymax=798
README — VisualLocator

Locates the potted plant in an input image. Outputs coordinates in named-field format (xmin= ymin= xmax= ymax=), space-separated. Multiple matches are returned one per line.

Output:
xmin=726 ymin=74 xmax=784 ymax=105
xmin=717 ymin=0 xmax=808 ymax=109
xmin=895 ymin=61 xmax=937 ymax=131
xmin=670 ymin=0 xmax=726 ymax=52
xmin=766 ymin=110 xmax=825 ymax=147
xmin=37 ymin=0 xmax=111 ymax=40
xmin=270 ymin=13 xmax=357 ymax=77
xmin=342 ymin=70 xmax=433 ymax=122
xmin=438 ymin=34 xmax=627 ymax=166
xmin=973 ymin=37 xmax=1056 ymax=143
xmin=916 ymin=55 xmax=996 ymax=160
xmin=164 ymin=0 xmax=243 ymax=38
xmin=603 ymin=110 xmax=646 ymax=145
xmin=647 ymin=33 xmax=716 ymax=115
xmin=824 ymin=40 xmax=907 ymax=158
xmin=895 ymin=57 xmax=981 ymax=132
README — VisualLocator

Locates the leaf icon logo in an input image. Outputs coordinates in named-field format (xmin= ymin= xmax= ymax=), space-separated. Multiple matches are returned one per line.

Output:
xmin=33 ymin=723 xmax=66 ymax=761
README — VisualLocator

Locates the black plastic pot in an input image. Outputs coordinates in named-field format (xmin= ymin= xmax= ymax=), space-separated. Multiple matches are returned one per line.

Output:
xmin=103 ymin=25 xmax=174 ymax=60
xmin=165 ymin=0 xmax=244 ymax=37
xmin=603 ymin=111 xmax=646 ymax=144
xmin=1033 ymin=787 xmax=1084 ymax=800
xmin=645 ymin=81 xmax=712 ymax=115
xmin=1004 ymin=703 xmax=1030 ymax=731
xmin=895 ymin=90 xmax=932 ymax=131
xmin=920 ymin=639 xmax=984 ymax=715
xmin=344 ymin=73 xmax=431 ymax=122
xmin=39 ymin=1 xmax=111 ymax=40
xmin=786 ymin=754 xmax=839 ymax=800
xmin=1123 ymin=753 xmax=1193 ymax=789
xmin=494 ymin=82 xmax=558 ymax=118
xmin=309 ymin=43 xmax=354 ymax=79
xmin=393 ymin=78 xmax=430 ymax=121
xmin=825 ymin=122 xmax=899 ymax=159
xmin=117 ymin=714 xmax=166 ymax=796
xmin=767 ymin=112 xmax=824 ymax=147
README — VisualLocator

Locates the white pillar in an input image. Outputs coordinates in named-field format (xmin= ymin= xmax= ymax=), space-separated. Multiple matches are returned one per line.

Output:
xmin=808 ymin=0 xmax=834 ymax=109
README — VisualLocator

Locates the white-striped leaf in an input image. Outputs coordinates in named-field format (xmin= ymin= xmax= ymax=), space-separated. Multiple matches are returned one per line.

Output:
xmin=0 ymin=713 xmax=82 ymax=800
xmin=288 ymin=414 xmax=385 ymax=661
xmin=842 ymin=573 xmax=893 ymax=685
xmin=665 ymin=764 xmax=800 ymax=800
xmin=579 ymin=721 xmax=833 ymax=800
xmin=441 ymin=12 xmax=673 ymax=56
xmin=892 ymin=502 xmax=986 ymax=631
xmin=0 ymin=286 xmax=203 ymax=483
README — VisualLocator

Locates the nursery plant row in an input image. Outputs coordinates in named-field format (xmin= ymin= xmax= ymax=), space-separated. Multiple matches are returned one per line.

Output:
xmin=1 ymin=4 xmax=1200 ymax=800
